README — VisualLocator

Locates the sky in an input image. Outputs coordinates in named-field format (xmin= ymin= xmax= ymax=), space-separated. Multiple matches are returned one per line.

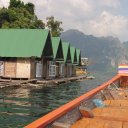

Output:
xmin=0 ymin=0 xmax=128 ymax=42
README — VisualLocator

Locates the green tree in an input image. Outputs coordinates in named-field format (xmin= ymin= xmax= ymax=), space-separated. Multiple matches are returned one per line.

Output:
xmin=25 ymin=2 xmax=34 ymax=15
xmin=46 ymin=16 xmax=63 ymax=36
xmin=0 ymin=0 xmax=45 ymax=29
xmin=9 ymin=0 xmax=24 ymax=8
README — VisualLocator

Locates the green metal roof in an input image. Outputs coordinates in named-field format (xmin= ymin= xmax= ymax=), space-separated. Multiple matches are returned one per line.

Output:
xmin=62 ymin=42 xmax=71 ymax=63
xmin=0 ymin=29 xmax=51 ymax=58
xmin=51 ymin=37 xmax=64 ymax=60
xmin=76 ymin=49 xmax=81 ymax=65
xmin=70 ymin=46 xmax=77 ymax=64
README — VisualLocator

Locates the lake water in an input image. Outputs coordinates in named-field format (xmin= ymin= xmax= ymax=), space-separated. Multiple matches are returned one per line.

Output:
xmin=0 ymin=74 xmax=114 ymax=128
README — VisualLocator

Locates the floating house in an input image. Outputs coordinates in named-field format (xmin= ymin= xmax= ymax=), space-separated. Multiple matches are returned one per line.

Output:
xmin=51 ymin=37 xmax=64 ymax=78
xmin=70 ymin=46 xmax=77 ymax=76
xmin=0 ymin=29 xmax=53 ymax=79
xmin=76 ymin=49 xmax=87 ymax=76
xmin=81 ymin=58 xmax=88 ymax=66
xmin=62 ymin=42 xmax=72 ymax=77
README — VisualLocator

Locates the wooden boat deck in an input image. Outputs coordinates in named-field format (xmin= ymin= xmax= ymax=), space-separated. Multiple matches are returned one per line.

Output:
xmin=71 ymin=100 xmax=128 ymax=128
xmin=25 ymin=74 xmax=128 ymax=128
xmin=71 ymin=117 xmax=128 ymax=128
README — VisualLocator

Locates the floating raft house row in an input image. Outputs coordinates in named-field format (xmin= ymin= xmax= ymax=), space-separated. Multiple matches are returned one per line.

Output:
xmin=0 ymin=29 xmax=82 ymax=79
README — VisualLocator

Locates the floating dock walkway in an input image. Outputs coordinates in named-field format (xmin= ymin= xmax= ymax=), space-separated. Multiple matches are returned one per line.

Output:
xmin=0 ymin=75 xmax=88 ymax=89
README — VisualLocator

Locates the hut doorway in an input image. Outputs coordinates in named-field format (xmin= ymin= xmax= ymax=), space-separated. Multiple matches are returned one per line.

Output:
xmin=0 ymin=61 xmax=4 ymax=76
xmin=59 ymin=63 xmax=65 ymax=77
xmin=36 ymin=61 xmax=42 ymax=78
xmin=67 ymin=64 xmax=72 ymax=77
xmin=49 ymin=61 xmax=56 ymax=77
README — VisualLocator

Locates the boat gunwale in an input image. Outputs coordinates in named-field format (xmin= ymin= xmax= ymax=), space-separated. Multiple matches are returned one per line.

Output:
xmin=25 ymin=74 xmax=121 ymax=128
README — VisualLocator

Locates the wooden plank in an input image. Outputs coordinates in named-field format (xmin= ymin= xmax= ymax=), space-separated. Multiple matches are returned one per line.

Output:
xmin=92 ymin=108 xmax=103 ymax=116
xmin=109 ymin=89 xmax=128 ymax=100
xmin=109 ymin=90 xmax=122 ymax=99
xmin=118 ymin=90 xmax=128 ymax=100
xmin=104 ymin=100 xmax=128 ymax=107
xmin=120 ymin=100 xmax=128 ymax=106
xmin=123 ymin=122 xmax=128 ymax=128
xmin=96 ymin=107 xmax=117 ymax=117
xmin=119 ymin=108 xmax=128 ymax=119
xmin=4 ymin=61 xmax=16 ymax=78
xmin=104 ymin=100 xmax=111 ymax=106
xmin=71 ymin=118 xmax=122 ymax=128
xmin=86 ymin=118 xmax=105 ymax=128
xmin=101 ymin=107 xmax=112 ymax=117
xmin=110 ymin=100 xmax=121 ymax=106
xmin=94 ymin=107 xmax=128 ymax=122
xmin=71 ymin=118 xmax=90 ymax=128
xmin=104 ymin=120 xmax=122 ymax=128
xmin=122 ymin=90 xmax=128 ymax=99
xmin=103 ymin=90 xmax=113 ymax=100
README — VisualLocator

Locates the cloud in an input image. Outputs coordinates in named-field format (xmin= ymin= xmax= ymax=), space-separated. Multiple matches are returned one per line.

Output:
xmin=34 ymin=0 xmax=93 ymax=20
xmin=20 ymin=0 xmax=93 ymax=18
xmin=25 ymin=0 xmax=94 ymax=32
xmin=86 ymin=11 xmax=128 ymax=41
xmin=0 ymin=0 xmax=9 ymax=7
xmin=99 ymin=0 xmax=121 ymax=8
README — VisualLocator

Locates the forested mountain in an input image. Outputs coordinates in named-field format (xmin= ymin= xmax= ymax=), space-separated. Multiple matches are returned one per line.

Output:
xmin=61 ymin=29 xmax=128 ymax=73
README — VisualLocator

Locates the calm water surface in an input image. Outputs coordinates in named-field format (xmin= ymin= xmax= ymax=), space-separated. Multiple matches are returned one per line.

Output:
xmin=0 ymin=75 xmax=114 ymax=128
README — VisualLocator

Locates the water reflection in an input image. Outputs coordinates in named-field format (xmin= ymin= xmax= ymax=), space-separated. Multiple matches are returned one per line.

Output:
xmin=29 ymin=82 xmax=81 ymax=116
xmin=0 ymin=75 xmax=114 ymax=128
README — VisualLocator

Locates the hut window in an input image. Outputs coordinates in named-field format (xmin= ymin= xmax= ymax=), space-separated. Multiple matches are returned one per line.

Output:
xmin=49 ymin=61 xmax=56 ymax=77
xmin=60 ymin=63 xmax=65 ymax=76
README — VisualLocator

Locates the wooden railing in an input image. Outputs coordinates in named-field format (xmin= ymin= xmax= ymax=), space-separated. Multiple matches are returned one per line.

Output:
xmin=25 ymin=74 xmax=121 ymax=128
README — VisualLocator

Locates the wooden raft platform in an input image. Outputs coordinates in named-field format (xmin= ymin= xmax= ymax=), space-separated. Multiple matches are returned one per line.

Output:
xmin=0 ymin=75 xmax=88 ymax=89
xmin=71 ymin=100 xmax=128 ymax=128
